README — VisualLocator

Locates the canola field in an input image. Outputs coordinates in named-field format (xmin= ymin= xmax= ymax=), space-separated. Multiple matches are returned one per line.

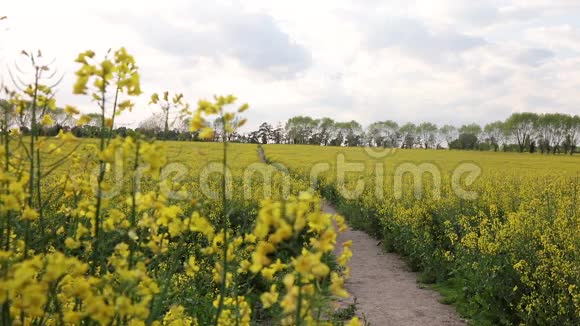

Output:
xmin=1 ymin=134 xmax=360 ymax=325
xmin=2 ymin=134 xmax=580 ymax=325
xmin=264 ymin=144 xmax=580 ymax=325
xmin=0 ymin=48 xmax=357 ymax=326
xmin=1 ymin=46 xmax=578 ymax=326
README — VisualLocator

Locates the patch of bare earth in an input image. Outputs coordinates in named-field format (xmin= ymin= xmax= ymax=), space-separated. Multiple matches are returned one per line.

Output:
xmin=326 ymin=203 xmax=466 ymax=326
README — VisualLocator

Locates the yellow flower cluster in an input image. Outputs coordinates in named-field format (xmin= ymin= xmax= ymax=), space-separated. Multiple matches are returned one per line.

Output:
xmin=0 ymin=49 xmax=361 ymax=326
xmin=264 ymin=144 xmax=580 ymax=325
xmin=250 ymin=194 xmax=352 ymax=321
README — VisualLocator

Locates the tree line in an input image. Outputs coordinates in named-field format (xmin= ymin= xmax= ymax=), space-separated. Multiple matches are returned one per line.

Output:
xmin=2 ymin=98 xmax=578 ymax=154
xmin=248 ymin=113 xmax=580 ymax=154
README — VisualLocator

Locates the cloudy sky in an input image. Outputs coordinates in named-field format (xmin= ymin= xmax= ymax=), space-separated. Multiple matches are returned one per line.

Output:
xmin=2 ymin=0 xmax=580 ymax=130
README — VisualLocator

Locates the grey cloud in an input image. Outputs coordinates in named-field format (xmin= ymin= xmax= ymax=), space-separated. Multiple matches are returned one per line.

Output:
xmin=501 ymin=2 xmax=580 ymax=22
xmin=453 ymin=3 xmax=500 ymax=27
xmin=517 ymin=48 xmax=555 ymax=66
xmin=367 ymin=18 xmax=486 ymax=64
xmin=500 ymin=6 xmax=543 ymax=22
xmin=525 ymin=95 xmax=562 ymax=109
xmin=309 ymin=74 xmax=354 ymax=109
xmin=306 ymin=88 xmax=354 ymax=111
xmin=465 ymin=65 xmax=514 ymax=90
xmin=224 ymin=14 xmax=311 ymax=76
xmin=94 ymin=0 xmax=580 ymax=128
xmin=464 ymin=7 xmax=498 ymax=26
xmin=481 ymin=68 xmax=512 ymax=86
xmin=139 ymin=21 xmax=215 ymax=57
xmin=435 ymin=99 xmax=514 ymax=126
xmin=106 ymin=12 xmax=311 ymax=78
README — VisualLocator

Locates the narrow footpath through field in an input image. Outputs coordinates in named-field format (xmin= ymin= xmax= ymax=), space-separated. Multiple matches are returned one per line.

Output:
xmin=258 ymin=146 xmax=466 ymax=325
xmin=325 ymin=202 xmax=465 ymax=326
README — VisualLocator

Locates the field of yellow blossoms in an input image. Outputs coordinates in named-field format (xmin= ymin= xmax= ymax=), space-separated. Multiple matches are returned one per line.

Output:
xmin=0 ymin=49 xmax=360 ymax=325
xmin=264 ymin=145 xmax=580 ymax=325
xmin=1 ymin=46 xmax=579 ymax=326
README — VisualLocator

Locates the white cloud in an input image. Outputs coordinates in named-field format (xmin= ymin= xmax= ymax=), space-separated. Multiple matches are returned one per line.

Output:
xmin=1 ymin=0 xmax=580 ymax=131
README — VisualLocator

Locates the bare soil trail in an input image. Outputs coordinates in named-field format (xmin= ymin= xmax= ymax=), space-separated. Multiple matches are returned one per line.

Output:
xmin=257 ymin=146 xmax=466 ymax=325
xmin=325 ymin=202 xmax=466 ymax=326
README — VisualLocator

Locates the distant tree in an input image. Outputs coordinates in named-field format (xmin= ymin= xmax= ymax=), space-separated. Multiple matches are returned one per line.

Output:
xmin=459 ymin=123 xmax=482 ymax=137
xmin=247 ymin=130 xmax=260 ymax=144
xmin=285 ymin=116 xmax=318 ymax=144
xmin=317 ymin=117 xmax=336 ymax=146
xmin=115 ymin=126 xmax=128 ymax=138
xmin=329 ymin=121 xmax=362 ymax=146
xmin=529 ymin=140 xmax=536 ymax=153
xmin=536 ymin=113 xmax=568 ymax=154
xmin=563 ymin=115 xmax=580 ymax=155
xmin=150 ymin=91 xmax=188 ymax=140
xmin=138 ymin=112 xmax=164 ymax=136
xmin=37 ymin=107 xmax=77 ymax=128
xmin=72 ymin=124 xmax=100 ymax=138
xmin=439 ymin=125 xmax=458 ymax=149
xmin=229 ymin=131 xmax=243 ymax=143
xmin=550 ymin=114 xmax=567 ymax=153
xmin=457 ymin=123 xmax=482 ymax=150
xmin=417 ymin=122 xmax=438 ymax=149
xmin=367 ymin=120 xmax=399 ymax=147
xmin=271 ymin=123 xmax=285 ymax=144
xmin=257 ymin=122 xmax=273 ymax=144
xmin=309 ymin=118 xmax=326 ymax=145
xmin=484 ymin=121 xmax=506 ymax=151
xmin=449 ymin=133 xmax=478 ymax=150
xmin=399 ymin=123 xmax=417 ymax=149
xmin=212 ymin=115 xmax=245 ymax=142
xmin=86 ymin=113 xmax=102 ymax=127
xmin=103 ymin=108 xmax=580 ymax=154
xmin=367 ymin=121 xmax=386 ymax=146
xmin=383 ymin=120 xmax=400 ymax=147
xmin=0 ymin=96 xmax=16 ymax=133
xmin=505 ymin=112 xmax=538 ymax=152
xmin=175 ymin=117 xmax=191 ymax=133
xmin=344 ymin=120 xmax=363 ymax=146
xmin=329 ymin=132 xmax=343 ymax=146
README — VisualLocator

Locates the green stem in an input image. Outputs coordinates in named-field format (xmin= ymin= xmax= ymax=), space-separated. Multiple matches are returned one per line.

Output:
xmin=35 ymin=146 xmax=44 ymax=251
xmin=215 ymin=118 xmax=229 ymax=326
xmin=1 ymin=302 xmax=10 ymax=326
xmin=107 ymin=86 xmax=120 ymax=146
xmin=1 ymin=105 xmax=9 ymax=251
xmin=91 ymin=78 xmax=107 ymax=274
xmin=28 ymin=67 xmax=39 ymax=208
xmin=128 ymin=140 xmax=140 ymax=269
xmin=164 ymin=104 xmax=169 ymax=140
xmin=296 ymin=277 xmax=303 ymax=326
xmin=24 ymin=67 xmax=40 ymax=259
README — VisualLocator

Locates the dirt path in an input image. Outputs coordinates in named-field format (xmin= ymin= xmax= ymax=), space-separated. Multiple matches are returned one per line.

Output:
xmin=258 ymin=145 xmax=267 ymax=162
xmin=325 ymin=202 xmax=466 ymax=326
xmin=257 ymin=146 xmax=465 ymax=325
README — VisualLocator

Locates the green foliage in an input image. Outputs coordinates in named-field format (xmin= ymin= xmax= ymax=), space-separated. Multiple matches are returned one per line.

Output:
xmin=449 ymin=133 xmax=478 ymax=150
xmin=265 ymin=144 xmax=580 ymax=326
xmin=0 ymin=48 xmax=360 ymax=326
